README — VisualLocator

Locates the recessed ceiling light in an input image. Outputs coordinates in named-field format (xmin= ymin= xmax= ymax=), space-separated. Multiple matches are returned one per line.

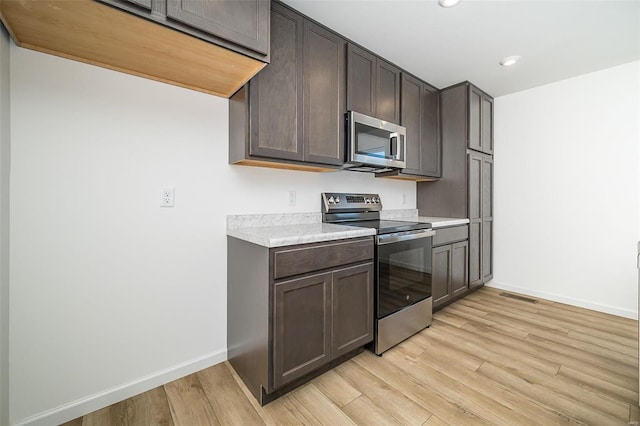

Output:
xmin=500 ymin=56 xmax=521 ymax=67
xmin=438 ymin=0 xmax=461 ymax=8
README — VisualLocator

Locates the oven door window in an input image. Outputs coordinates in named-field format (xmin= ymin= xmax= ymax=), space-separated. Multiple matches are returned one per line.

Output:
xmin=377 ymin=237 xmax=432 ymax=318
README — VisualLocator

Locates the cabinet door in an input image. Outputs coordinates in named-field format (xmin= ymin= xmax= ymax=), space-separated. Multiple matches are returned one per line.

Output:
xmin=400 ymin=73 xmax=423 ymax=176
xmin=303 ymin=21 xmax=346 ymax=165
xmin=376 ymin=59 xmax=400 ymax=123
xmin=347 ymin=44 xmax=376 ymax=117
xmin=468 ymin=152 xmax=483 ymax=287
xmin=481 ymin=96 xmax=494 ymax=155
xmin=468 ymin=86 xmax=482 ymax=152
xmin=273 ymin=272 xmax=331 ymax=389
xmin=451 ymin=241 xmax=469 ymax=296
xmin=421 ymin=84 xmax=441 ymax=177
xmin=432 ymin=245 xmax=451 ymax=306
xmin=166 ymin=0 xmax=269 ymax=55
xmin=249 ymin=4 xmax=303 ymax=161
xmin=481 ymin=155 xmax=493 ymax=281
xmin=331 ymin=263 xmax=373 ymax=358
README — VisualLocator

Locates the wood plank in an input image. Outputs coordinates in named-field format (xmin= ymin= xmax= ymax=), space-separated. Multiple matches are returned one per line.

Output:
xmin=443 ymin=304 xmax=529 ymax=339
xmin=416 ymin=344 xmax=582 ymax=425
xmin=558 ymin=365 xmax=639 ymax=405
xmin=334 ymin=359 xmax=432 ymax=425
xmin=524 ymin=334 xmax=638 ymax=377
xmin=384 ymin=349 xmax=537 ymax=425
xmin=409 ymin=331 xmax=484 ymax=372
xmin=82 ymin=401 xmax=128 ymax=426
xmin=226 ymin=363 xmax=305 ymax=426
xmin=537 ymin=308 xmax=638 ymax=339
xmin=353 ymin=350 xmax=491 ymax=425
xmin=312 ymin=369 xmax=361 ymax=408
xmin=478 ymin=362 xmax=625 ymax=425
xmin=197 ymin=363 xmax=265 ymax=426
xmin=0 ymin=0 xmax=264 ymax=98
xmin=164 ymin=374 xmax=220 ymax=426
xmin=568 ymin=329 xmax=638 ymax=353
xmin=422 ymin=415 xmax=447 ymax=426
xmin=430 ymin=319 xmax=561 ymax=375
xmin=286 ymin=384 xmax=357 ymax=425
xmin=525 ymin=327 xmax=639 ymax=366
xmin=394 ymin=337 xmax=426 ymax=358
xmin=432 ymin=310 xmax=468 ymax=328
xmin=342 ymin=395 xmax=404 ymax=426
xmin=126 ymin=386 xmax=174 ymax=426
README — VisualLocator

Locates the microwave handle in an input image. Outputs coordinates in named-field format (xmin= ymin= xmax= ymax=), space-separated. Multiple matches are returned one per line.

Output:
xmin=390 ymin=133 xmax=400 ymax=160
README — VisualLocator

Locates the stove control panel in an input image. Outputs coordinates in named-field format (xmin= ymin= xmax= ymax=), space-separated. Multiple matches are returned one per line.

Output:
xmin=321 ymin=192 xmax=382 ymax=213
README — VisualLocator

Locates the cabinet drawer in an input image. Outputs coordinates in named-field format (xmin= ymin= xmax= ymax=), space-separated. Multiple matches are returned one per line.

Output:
xmin=272 ymin=238 xmax=373 ymax=280
xmin=433 ymin=225 xmax=469 ymax=246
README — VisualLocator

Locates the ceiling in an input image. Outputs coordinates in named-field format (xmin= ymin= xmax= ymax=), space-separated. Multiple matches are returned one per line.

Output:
xmin=281 ymin=0 xmax=640 ymax=97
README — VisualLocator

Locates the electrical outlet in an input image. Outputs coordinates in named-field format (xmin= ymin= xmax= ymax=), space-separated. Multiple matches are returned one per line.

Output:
xmin=288 ymin=190 xmax=296 ymax=206
xmin=161 ymin=187 xmax=175 ymax=207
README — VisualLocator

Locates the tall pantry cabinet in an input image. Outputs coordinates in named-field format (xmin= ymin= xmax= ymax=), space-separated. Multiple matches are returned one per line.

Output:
xmin=417 ymin=82 xmax=494 ymax=293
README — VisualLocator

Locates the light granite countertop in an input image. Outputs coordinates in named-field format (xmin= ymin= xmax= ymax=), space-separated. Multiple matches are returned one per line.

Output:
xmin=226 ymin=210 xmax=467 ymax=248
xmin=418 ymin=216 xmax=470 ymax=228
xmin=227 ymin=222 xmax=375 ymax=248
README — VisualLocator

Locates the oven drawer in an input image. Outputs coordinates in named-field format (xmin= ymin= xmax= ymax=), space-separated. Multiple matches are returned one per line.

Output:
xmin=433 ymin=225 xmax=469 ymax=246
xmin=272 ymin=237 xmax=374 ymax=280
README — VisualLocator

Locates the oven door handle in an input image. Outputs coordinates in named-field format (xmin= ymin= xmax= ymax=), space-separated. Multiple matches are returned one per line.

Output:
xmin=376 ymin=229 xmax=436 ymax=245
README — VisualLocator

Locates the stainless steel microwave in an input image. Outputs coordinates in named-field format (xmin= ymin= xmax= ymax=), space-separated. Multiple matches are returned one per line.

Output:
xmin=344 ymin=111 xmax=407 ymax=172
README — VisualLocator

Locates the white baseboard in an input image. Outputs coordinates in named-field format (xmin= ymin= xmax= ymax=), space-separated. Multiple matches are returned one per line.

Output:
xmin=12 ymin=349 xmax=227 ymax=426
xmin=487 ymin=280 xmax=638 ymax=320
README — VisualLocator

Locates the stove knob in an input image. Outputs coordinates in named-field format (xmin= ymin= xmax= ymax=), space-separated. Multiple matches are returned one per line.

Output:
xmin=335 ymin=196 xmax=341 ymax=204
xmin=365 ymin=198 xmax=371 ymax=204
xmin=328 ymin=196 xmax=335 ymax=204
xmin=373 ymin=197 xmax=379 ymax=203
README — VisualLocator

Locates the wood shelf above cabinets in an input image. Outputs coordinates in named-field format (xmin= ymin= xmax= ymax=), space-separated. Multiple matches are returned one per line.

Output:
xmin=0 ymin=0 xmax=268 ymax=98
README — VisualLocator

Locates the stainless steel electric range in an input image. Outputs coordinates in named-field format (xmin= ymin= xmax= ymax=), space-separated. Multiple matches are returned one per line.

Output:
xmin=322 ymin=192 xmax=434 ymax=355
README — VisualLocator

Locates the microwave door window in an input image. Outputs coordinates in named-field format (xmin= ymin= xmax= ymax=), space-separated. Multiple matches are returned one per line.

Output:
xmin=355 ymin=123 xmax=392 ymax=159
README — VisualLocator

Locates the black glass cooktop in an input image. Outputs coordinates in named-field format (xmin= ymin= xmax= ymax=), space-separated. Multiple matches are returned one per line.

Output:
xmin=342 ymin=220 xmax=432 ymax=235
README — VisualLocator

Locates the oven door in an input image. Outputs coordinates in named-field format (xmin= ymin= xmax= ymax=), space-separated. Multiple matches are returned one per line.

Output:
xmin=376 ymin=229 xmax=435 ymax=318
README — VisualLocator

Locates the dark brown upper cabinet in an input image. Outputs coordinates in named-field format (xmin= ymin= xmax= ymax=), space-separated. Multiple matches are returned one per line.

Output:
xmin=347 ymin=44 xmax=400 ymax=123
xmin=166 ymin=0 xmax=270 ymax=55
xmin=229 ymin=2 xmax=346 ymax=171
xmin=468 ymin=84 xmax=493 ymax=155
xmin=302 ymin=21 xmax=346 ymax=166
xmin=98 ymin=0 xmax=270 ymax=61
xmin=388 ymin=73 xmax=441 ymax=180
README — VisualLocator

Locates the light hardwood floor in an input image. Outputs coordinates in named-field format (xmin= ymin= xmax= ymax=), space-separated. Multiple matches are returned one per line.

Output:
xmin=62 ymin=287 xmax=639 ymax=425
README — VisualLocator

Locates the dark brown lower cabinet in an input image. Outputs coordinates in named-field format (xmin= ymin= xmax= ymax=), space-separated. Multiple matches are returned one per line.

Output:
xmin=273 ymin=272 xmax=331 ymax=389
xmin=431 ymin=226 xmax=469 ymax=310
xmin=228 ymin=236 xmax=374 ymax=405
xmin=273 ymin=262 xmax=373 ymax=389
xmin=331 ymin=264 xmax=374 ymax=357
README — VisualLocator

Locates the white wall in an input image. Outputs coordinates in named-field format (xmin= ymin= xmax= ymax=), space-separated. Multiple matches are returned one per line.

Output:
xmin=8 ymin=46 xmax=415 ymax=425
xmin=492 ymin=61 xmax=640 ymax=319
xmin=0 ymin=24 xmax=11 ymax=426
